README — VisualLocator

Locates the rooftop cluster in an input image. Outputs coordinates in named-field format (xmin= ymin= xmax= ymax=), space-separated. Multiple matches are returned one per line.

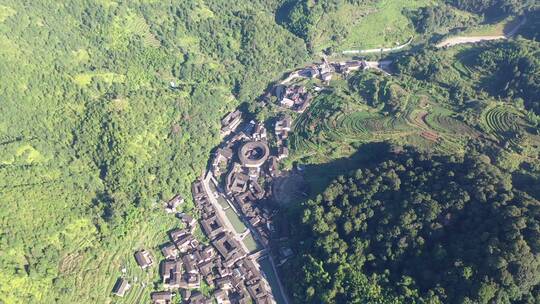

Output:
xmin=275 ymin=85 xmax=312 ymax=113
xmin=273 ymin=59 xmax=368 ymax=112
xmin=212 ymin=114 xmax=293 ymax=246
xmin=193 ymin=179 xmax=276 ymax=304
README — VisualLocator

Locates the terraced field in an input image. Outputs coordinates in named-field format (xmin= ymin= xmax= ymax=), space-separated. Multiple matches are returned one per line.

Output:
xmin=49 ymin=207 xmax=187 ymax=304
xmin=482 ymin=105 xmax=522 ymax=135
xmin=479 ymin=105 xmax=540 ymax=155
xmin=109 ymin=12 xmax=160 ymax=50
xmin=128 ymin=15 xmax=161 ymax=48
xmin=451 ymin=60 xmax=474 ymax=79
xmin=290 ymin=90 xmax=492 ymax=161
xmin=425 ymin=114 xmax=481 ymax=138
xmin=291 ymin=97 xmax=417 ymax=158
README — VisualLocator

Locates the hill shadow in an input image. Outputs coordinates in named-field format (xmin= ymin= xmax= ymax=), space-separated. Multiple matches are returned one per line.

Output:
xmin=301 ymin=142 xmax=393 ymax=199
xmin=502 ymin=16 xmax=526 ymax=37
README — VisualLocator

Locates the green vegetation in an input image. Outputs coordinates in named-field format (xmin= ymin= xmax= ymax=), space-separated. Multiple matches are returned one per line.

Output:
xmin=278 ymin=0 xmax=432 ymax=52
xmin=406 ymin=4 xmax=480 ymax=35
xmin=282 ymin=13 xmax=540 ymax=304
xmin=225 ymin=208 xmax=247 ymax=233
xmin=277 ymin=0 xmax=534 ymax=53
xmin=284 ymin=146 xmax=540 ymax=303
xmin=243 ymin=234 xmax=261 ymax=253
xmin=0 ymin=1 xmax=309 ymax=303
xmin=289 ymin=38 xmax=539 ymax=167
xmin=460 ymin=15 xmax=516 ymax=36
xmin=444 ymin=0 xmax=534 ymax=19
xmin=518 ymin=9 xmax=540 ymax=41
xmin=474 ymin=41 xmax=540 ymax=115
xmin=337 ymin=0 xmax=430 ymax=50
xmin=1 ymin=0 xmax=539 ymax=303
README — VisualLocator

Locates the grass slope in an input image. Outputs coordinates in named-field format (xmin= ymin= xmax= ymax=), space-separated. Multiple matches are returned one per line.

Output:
xmin=288 ymin=44 xmax=539 ymax=168
xmin=0 ymin=1 xmax=308 ymax=303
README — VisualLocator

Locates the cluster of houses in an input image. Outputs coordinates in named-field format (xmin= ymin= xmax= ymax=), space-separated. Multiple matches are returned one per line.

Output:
xmin=110 ymin=110 xmax=294 ymax=303
xmin=109 ymin=56 xmax=374 ymax=304
xmin=211 ymin=111 xmax=294 ymax=247
xmin=212 ymin=109 xmax=292 ymax=256
xmin=299 ymin=59 xmax=367 ymax=82
xmin=273 ymin=59 xmax=368 ymax=112
xmin=163 ymin=194 xmax=185 ymax=214
xmin=220 ymin=110 xmax=243 ymax=137
xmin=112 ymin=184 xmax=275 ymax=304
xmin=213 ymin=119 xmax=268 ymax=177
xmin=275 ymin=85 xmax=312 ymax=113
xmin=274 ymin=115 xmax=291 ymax=161
xmin=193 ymin=179 xmax=276 ymax=304
xmin=333 ymin=60 xmax=366 ymax=75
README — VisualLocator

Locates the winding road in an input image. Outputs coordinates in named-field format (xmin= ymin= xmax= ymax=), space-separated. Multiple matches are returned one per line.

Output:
xmin=436 ymin=17 xmax=526 ymax=48
xmin=341 ymin=37 xmax=413 ymax=55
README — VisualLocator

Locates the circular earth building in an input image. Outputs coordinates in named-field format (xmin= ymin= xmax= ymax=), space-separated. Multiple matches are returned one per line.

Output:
xmin=238 ymin=141 xmax=269 ymax=168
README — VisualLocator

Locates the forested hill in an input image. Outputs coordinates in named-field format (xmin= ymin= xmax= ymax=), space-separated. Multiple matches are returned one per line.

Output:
xmin=277 ymin=0 xmax=535 ymax=52
xmin=1 ymin=0 xmax=538 ymax=303
xmin=0 ymin=1 xmax=307 ymax=302
xmin=284 ymin=146 xmax=540 ymax=303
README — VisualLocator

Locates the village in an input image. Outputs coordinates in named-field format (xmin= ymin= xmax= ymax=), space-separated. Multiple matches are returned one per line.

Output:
xmin=109 ymin=58 xmax=377 ymax=303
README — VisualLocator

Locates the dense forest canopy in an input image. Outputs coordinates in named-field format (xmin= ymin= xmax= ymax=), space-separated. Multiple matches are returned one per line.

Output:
xmin=284 ymin=14 xmax=540 ymax=300
xmin=284 ymin=146 xmax=540 ymax=303
xmin=444 ymin=0 xmax=535 ymax=18
xmin=405 ymin=5 xmax=480 ymax=35
xmin=474 ymin=43 xmax=540 ymax=116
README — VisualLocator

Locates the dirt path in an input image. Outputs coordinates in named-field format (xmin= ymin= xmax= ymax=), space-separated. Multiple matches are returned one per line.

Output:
xmin=436 ymin=36 xmax=506 ymax=48
xmin=436 ymin=17 xmax=526 ymax=48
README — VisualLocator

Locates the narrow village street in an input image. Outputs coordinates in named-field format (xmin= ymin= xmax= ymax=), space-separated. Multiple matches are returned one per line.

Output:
xmin=122 ymin=28 xmax=529 ymax=303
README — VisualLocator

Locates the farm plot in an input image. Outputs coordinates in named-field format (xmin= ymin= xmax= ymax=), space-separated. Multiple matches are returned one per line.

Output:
xmin=482 ymin=106 xmax=522 ymax=133
xmin=425 ymin=114 xmax=481 ymax=138
xmin=399 ymin=109 xmax=471 ymax=154
xmin=290 ymin=84 xmax=489 ymax=160
xmin=480 ymin=105 xmax=540 ymax=157
xmin=291 ymin=102 xmax=415 ymax=158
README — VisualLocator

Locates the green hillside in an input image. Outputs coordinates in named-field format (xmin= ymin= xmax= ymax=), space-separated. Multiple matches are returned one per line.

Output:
xmin=1 ymin=0 xmax=538 ymax=303
xmin=284 ymin=146 xmax=540 ymax=303
xmin=277 ymin=0 xmax=534 ymax=52
xmin=278 ymin=7 xmax=540 ymax=304
xmin=0 ymin=1 xmax=308 ymax=303
xmin=288 ymin=39 xmax=540 ymax=170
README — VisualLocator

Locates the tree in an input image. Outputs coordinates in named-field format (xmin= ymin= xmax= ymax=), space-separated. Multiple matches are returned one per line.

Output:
xmin=284 ymin=146 xmax=540 ymax=303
